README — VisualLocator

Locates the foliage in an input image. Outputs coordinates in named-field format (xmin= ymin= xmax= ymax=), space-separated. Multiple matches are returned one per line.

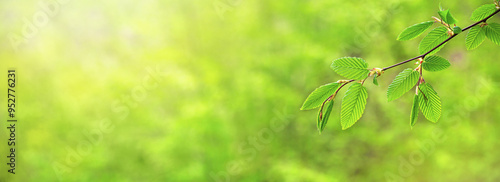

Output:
xmin=302 ymin=2 xmax=500 ymax=132
xmin=330 ymin=57 xmax=370 ymax=80
xmin=417 ymin=83 xmax=442 ymax=123
xmin=340 ymin=83 xmax=368 ymax=130
xmin=471 ymin=4 xmax=498 ymax=21
xmin=397 ymin=21 xmax=434 ymax=41
xmin=410 ymin=95 xmax=419 ymax=127
xmin=466 ymin=25 xmax=487 ymax=50
xmin=422 ymin=56 xmax=450 ymax=72
xmin=418 ymin=27 xmax=449 ymax=55
xmin=301 ymin=82 xmax=340 ymax=110
xmin=387 ymin=68 xmax=419 ymax=102
xmin=485 ymin=22 xmax=500 ymax=45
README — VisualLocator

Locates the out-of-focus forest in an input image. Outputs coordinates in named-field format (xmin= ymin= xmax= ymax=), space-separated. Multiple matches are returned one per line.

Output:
xmin=1 ymin=0 xmax=500 ymax=181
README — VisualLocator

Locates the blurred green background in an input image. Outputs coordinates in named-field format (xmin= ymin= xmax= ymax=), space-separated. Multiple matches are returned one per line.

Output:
xmin=1 ymin=0 xmax=500 ymax=181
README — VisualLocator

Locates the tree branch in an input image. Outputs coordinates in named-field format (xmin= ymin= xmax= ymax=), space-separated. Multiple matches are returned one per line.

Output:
xmin=382 ymin=8 xmax=500 ymax=71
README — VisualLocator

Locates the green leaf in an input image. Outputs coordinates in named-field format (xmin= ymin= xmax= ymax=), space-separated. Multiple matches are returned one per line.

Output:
xmin=340 ymin=83 xmax=368 ymax=130
xmin=453 ymin=26 xmax=462 ymax=34
xmin=301 ymin=82 xmax=340 ymax=110
xmin=410 ymin=94 xmax=419 ymax=127
xmin=387 ymin=68 xmax=420 ymax=102
xmin=397 ymin=21 xmax=434 ymax=41
xmin=418 ymin=83 xmax=441 ymax=123
xmin=373 ymin=75 xmax=379 ymax=86
xmin=419 ymin=27 xmax=450 ymax=55
xmin=422 ymin=56 xmax=451 ymax=72
xmin=465 ymin=25 xmax=486 ymax=50
xmin=471 ymin=4 xmax=497 ymax=21
xmin=447 ymin=12 xmax=459 ymax=25
xmin=317 ymin=99 xmax=334 ymax=134
xmin=438 ymin=9 xmax=458 ymax=25
xmin=485 ymin=23 xmax=500 ymax=46
xmin=438 ymin=10 xmax=448 ymax=22
xmin=331 ymin=57 xmax=370 ymax=80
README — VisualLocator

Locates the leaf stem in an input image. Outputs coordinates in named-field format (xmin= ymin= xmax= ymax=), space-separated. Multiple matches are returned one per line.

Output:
xmin=382 ymin=8 xmax=500 ymax=71
xmin=318 ymin=79 xmax=355 ymax=119
xmin=334 ymin=80 xmax=355 ymax=96
xmin=419 ymin=60 xmax=423 ymax=81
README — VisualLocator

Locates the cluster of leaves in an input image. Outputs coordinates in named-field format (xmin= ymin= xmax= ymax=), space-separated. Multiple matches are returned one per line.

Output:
xmin=466 ymin=4 xmax=500 ymax=49
xmin=301 ymin=2 xmax=500 ymax=134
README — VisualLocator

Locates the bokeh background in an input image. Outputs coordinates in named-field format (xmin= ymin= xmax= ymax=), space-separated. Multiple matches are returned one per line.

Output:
xmin=1 ymin=0 xmax=500 ymax=181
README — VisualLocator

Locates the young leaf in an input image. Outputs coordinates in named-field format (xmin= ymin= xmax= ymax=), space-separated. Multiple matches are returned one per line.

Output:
xmin=453 ymin=26 xmax=462 ymax=35
xmin=422 ymin=56 xmax=451 ymax=72
xmin=485 ymin=23 xmax=500 ymax=46
xmin=471 ymin=4 xmax=497 ymax=21
xmin=418 ymin=83 xmax=441 ymax=123
xmin=438 ymin=10 xmax=448 ymax=23
xmin=465 ymin=25 xmax=486 ymax=50
xmin=397 ymin=21 xmax=434 ymax=41
xmin=410 ymin=94 xmax=419 ymax=127
xmin=331 ymin=57 xmax=370 ymax=80
xmin=317 ymin=99 xmax=334 ymax=134
xmin=341 ymin=83 xmax=368 ymax=130
xmin=419 ymin=27 xmax=450 ymax=55
xmin=438 ymin=9 xmax=458 ymax=25
xmin=373 ymin=75 xmax=379 ymax=86
xmin=301 ymin=82 xmax=340 ymax=110
xmin=387 ymin=68 xmax=420 ymax=102
xmin=447 ymin=11 xmax=459 ymax=25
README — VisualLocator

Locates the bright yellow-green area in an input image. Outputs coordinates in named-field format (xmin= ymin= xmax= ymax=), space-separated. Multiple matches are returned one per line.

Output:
xmin=1 ymin=0 xmax=500 ymax=181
